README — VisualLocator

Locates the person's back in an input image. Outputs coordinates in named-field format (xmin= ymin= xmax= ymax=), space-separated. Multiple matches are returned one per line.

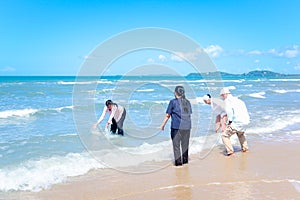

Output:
xmin=168 ymin=98 xmax=192 ymax=130
xmin=230 ymin=96 xmax=250 ymax=125
xmin=160 ymin=86 xmax=192 ymax=166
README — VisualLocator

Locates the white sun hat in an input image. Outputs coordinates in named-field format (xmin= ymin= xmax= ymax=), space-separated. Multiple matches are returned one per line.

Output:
xmin=220 ymin=88 xmax=231 ymax=95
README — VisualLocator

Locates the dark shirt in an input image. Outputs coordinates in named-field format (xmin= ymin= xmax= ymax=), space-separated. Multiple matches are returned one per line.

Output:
xmin=166 ymin=98 xmax=192 ymax=130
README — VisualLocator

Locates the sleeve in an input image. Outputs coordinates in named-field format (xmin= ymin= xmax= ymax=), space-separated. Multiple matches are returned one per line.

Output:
xmin=166 ymin=100 xmax=173 ymax=115
xmin=224 ymin=100 xmax=234 ymax=122
xmin=107 ymin=105 xmax=117 ymax=123
xmin=97 ymin=106 xmax=107 ymax=124
xmin=189 ymin=100 xmax=192 ymax=114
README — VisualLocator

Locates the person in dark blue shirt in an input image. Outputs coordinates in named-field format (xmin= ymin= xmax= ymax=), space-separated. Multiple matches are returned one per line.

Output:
xmin=160 ymin=86 xmax=192 ymax=166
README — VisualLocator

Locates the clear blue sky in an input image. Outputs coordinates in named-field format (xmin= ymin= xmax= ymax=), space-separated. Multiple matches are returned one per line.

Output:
xmin=1 ymin=0 xmax=300 ymax=75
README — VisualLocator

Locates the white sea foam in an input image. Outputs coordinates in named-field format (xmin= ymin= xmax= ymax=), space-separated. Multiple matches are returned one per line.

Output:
xmin=0 ymin=133 xmax=233 ymax=192
xmin=0 ymin=153 xmax=104 ymax=192
xmin=102 ymin=88 xmax=115 ymax=92
xmin=136 ymin=89 xmax=155 ymax=92
xmin=188 ymin=79 xmax=244 ymax=83
xmin=57 ymin=81 xmax=91 ymax=85
xmin=120 ymin=141 xmax=172 ymax=155
xmin=249 ymin=92 xmax=266 ymax=99
xmin=290 ymin=130 xmax=300 ymax=135
xmin=227 ymin=86 xmax=237 ymax=90
xmin=53 ymin=105 xmax=73 ymax=112
xmin=289 ymin=180 xmax=300 ymax=193
xmin=0 ymin=106 xmax=73 ymax=120
xmin=57 ymin=80 xmax=113 ymax=85
xmin=248 ymin=115 xmax=300 ymax=134
xmin=153 ymin=100 xmax=169 ymax=104
xmin=273 ymin=89 xmax=300 ymax=94
xmin=159 ymin=184 xmax=194 ymax=190
xmin=0 ymin=109 xmax=39 ymax=118
xmin=269 ymin=79 xmax=300 ymax=82
xmin=58 ymin=133 xmax=78 ymax=137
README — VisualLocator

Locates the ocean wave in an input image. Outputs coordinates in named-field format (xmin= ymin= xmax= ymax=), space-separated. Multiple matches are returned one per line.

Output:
xmin=53 ymin=106 xmax=73 ymax=112
xmin=188 ymin=79 xmax=244 ymax=83
xmin=0 ymin=153 xmax=103 ymax=192
xmin=0 ymin=106 xmax=73 ymax=119
xmin=289 ymin=179 xmax=300 ymax=193
xmin=57 ymin=80 xmax=113 ymax=85
xmin=153 ymin=100 xmax=169 ymax=104
xmin=0 ymin=133 xmax=225 ymax=192
xmin=136 ymin=89 xmax=155 ymax=92
xmin=0 ymin=109 xmax=39 ymax=118
xmin=272 ymin=89 xmax=300 ymax=94
xmin=269 ymin=79 xmax=300 ymax=82
xmin=248 ymin=115 xmax=300 ymax=135
xmin=248 ymin=92 xmax=266 ymax=99
xmin=290 ymin=130 xmax=300 ymax=135
xmin=128 ymin=100 xmax=169 ymax=105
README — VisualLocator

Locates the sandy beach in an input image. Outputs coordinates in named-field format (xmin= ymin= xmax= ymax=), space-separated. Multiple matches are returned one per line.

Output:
xmin=10 ymin=139 xmax=299 ymax=200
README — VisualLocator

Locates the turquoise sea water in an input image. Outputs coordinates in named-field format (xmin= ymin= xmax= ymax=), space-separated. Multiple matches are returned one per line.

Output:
xmin=0 ymin=76 xmax=300 ymax=192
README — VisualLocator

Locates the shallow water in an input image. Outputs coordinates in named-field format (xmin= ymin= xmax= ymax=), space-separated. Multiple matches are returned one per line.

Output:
xmin=0 ymin=76 xmax=299 ymax=192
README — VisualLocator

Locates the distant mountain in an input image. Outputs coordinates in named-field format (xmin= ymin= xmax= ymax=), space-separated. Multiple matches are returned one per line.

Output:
xmin=188 ymin=71 xmax=235 ymax=77
xmin=242 ymin=70 xmax=284 ymax=77
xmin=187 ymin=70 xmax=299 ymax=78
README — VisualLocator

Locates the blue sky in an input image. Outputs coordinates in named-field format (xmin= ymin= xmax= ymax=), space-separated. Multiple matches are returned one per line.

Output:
xmin=1 ymin=0 xmax=300 ymax=75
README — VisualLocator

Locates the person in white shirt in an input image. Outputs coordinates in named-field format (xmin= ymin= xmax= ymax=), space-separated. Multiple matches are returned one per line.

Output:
xmin=220 ymin=88 xmax=249 ymax=156
xmin=203 ymin=94 xmax=227 ymax=133
xmin=93 ymin=100 xmax=126 ymax=136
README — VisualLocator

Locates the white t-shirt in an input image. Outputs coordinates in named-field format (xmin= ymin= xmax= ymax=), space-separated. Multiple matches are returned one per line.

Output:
xmin=97 ymin=104 xmax=124 ymax=124
xmin=210 ymin=99 xmax=226 ymax=117
xmin=211 ymin=98 xmax=226 ymax=118
xmin=224 ymin=95 xmax=250 ymax=131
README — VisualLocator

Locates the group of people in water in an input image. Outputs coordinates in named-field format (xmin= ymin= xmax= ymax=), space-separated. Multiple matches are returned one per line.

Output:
xmin=93 ymin=86 xmax=250 ymax=166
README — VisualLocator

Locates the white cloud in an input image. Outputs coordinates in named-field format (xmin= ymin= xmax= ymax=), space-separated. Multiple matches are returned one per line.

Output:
xmin=254 ymin=59 xmax=260 ymax=63
xmin=248 ymin=50 xmax=262 ymax=55
xmin=172 ymin=51 xmax=198 ymax=61
xmin=170 ymin=54 xmax=184 ymax=61
xmin=0 ymin=66 xmax=16 ymax=72
xmin=266 ymin=46 xmax=299 ymax=58
xmin=170 ymin=45 xmax=223 ymax=62
xmin=294 ymin=65 xmax=300 ymax=70
xmin=147 ymin=58 xmax=155 ymax=63
xmin=204 ymin=45 xmax=223 ymax=58
xmin=285 ymin=45 xmax=299 ymax=58
xmin=158 ymin=54 xmax=166 ymax=61
xmin=171 ymin=48 xmax=204 ymax=62
xmin=268 ymin=48 xmax=284 ymax=57
xmin=246 ymin=46 xmax=299 ymax=58
xmin=255 ymin=66 xmax=272 ymax=71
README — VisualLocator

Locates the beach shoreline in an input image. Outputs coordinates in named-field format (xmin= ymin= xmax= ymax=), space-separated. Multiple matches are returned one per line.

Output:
xmin=9 ymin=139 xmax=300 ymax=200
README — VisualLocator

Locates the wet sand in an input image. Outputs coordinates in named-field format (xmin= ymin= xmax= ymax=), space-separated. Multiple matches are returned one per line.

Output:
xmin=15 ymin=140 xmax=300 ymax=199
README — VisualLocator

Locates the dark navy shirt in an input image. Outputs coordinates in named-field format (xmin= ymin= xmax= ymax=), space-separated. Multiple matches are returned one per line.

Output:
xmin=166 ymin=98 xmax=192 ymax=130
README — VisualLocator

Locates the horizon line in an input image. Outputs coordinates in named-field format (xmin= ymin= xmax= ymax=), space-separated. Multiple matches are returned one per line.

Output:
xmin=1 ymin=70 xmax=300 ymax=77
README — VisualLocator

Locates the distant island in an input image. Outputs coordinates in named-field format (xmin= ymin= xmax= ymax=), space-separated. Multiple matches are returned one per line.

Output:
xmin=187 ymin=70 xmax=300 ymax=78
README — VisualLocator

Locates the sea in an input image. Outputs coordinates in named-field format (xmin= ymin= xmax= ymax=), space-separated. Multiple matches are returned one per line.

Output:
xmin=0 ymin=75 xmax=300 ymax=194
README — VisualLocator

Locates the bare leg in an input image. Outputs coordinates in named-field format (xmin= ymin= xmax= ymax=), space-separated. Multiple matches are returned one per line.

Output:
xmin=221 ymin=115 xmax=227 ymax=132
xmin=215 ymin=115 xmax=221 ymax=132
